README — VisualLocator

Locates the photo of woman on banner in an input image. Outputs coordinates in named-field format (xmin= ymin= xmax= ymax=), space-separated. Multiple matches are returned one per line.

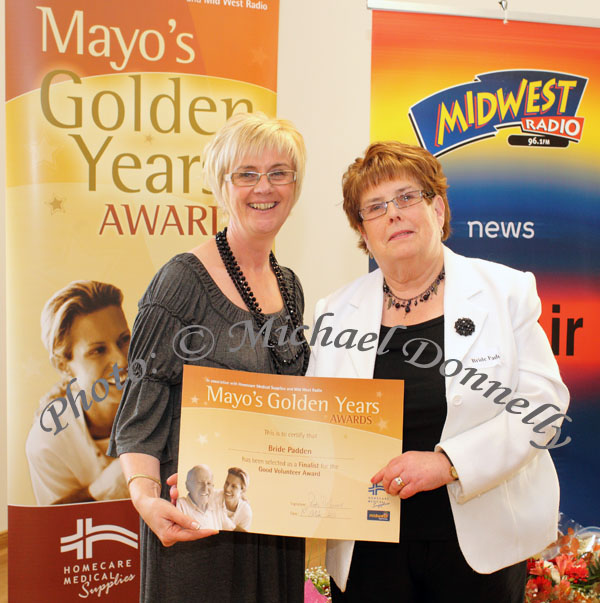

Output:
xmin=26 ymin=280 xmax=131 ymax=505
xmin=109 ymin=112 xmax=310 ymax=603
xmin=308 ymin=142 xmax=570 ymax=602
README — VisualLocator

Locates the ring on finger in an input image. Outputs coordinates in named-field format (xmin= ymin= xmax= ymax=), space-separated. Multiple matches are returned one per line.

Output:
xmin=393 ymin=476 xmax=405 ymax=489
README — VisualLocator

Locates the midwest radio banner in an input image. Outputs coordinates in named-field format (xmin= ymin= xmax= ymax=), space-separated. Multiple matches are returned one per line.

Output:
xmin=371 ymin=11 xmax=599 ymax=526
xmin=5 ymin=1 xmax=279 ymax=600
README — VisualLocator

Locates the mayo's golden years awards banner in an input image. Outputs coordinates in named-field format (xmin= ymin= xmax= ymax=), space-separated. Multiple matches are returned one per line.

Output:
xmin=371 ymin=11 xmax=600 ymax=525
xmin=6 ymin=0 xmax=280 ymax=599
xmin=6 ymin=0 xmax=279 ymax=507
xmin=179 ymin=366 xmax=404 ymax=542
xmin=6 ymin=0 xmax=278 ymax=245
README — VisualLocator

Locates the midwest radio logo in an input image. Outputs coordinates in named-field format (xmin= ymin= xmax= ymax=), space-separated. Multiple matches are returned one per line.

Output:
xmin=61 ymin=517 xmax=138 ymax=560
xmin=409 ymin=70 xmax=587 ymax=156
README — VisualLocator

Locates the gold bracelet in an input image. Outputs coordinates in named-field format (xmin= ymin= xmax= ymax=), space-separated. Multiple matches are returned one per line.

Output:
xmin=127 ymin=474 xmax=161 ymax=489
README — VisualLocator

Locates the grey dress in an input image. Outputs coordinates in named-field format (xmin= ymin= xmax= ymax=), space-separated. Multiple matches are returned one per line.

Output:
xmin=108 ymin=253 xmax=308 ymax=603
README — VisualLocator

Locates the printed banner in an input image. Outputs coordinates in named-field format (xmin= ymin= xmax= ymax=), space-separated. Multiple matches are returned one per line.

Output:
xmin=179 ymin=366 xmax=404 ymax=541
xmin=371 ymin=11 xmax=600 ymax=525
xmin=5 ymin=0 xmax=280 ymax=599
xmin=9 ymin=501 xmax=140 ymax=601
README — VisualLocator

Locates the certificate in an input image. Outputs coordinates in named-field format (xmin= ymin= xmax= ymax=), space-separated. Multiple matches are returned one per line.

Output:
xmin=178 ymin=366 xmax=403 ymax=542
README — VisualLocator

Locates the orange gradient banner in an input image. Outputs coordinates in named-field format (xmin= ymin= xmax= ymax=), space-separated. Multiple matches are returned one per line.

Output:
xmin=5 ymin=1 xmax=280 ymax=600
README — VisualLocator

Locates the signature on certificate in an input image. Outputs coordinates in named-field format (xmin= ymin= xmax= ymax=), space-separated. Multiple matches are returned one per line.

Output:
xmin=290 ymin=492 xmax=351 ymax=519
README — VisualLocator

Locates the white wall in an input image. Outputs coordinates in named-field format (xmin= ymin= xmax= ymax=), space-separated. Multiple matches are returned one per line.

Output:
xmin=368 ymin=0 xmax=600 ymax=26
xmin=276 ymin=0 xmax=372 ymax=319
xmin=1 ymin=0 xmax=599 ymax=532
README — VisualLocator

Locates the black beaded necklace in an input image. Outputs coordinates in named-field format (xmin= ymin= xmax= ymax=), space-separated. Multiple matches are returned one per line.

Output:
xmin=215 ymin=227 xmax=309 ymax=374
xmin=383 ymin=267 xmax=445 ymax=314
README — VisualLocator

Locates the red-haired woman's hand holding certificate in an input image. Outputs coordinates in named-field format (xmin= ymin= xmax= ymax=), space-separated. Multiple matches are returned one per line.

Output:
xmin=178 ymin=366 xmax=403 ymax=542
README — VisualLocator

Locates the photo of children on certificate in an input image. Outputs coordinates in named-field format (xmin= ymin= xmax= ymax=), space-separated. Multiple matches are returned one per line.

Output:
xmin=177 ymin=464 xmax=253 ymax=531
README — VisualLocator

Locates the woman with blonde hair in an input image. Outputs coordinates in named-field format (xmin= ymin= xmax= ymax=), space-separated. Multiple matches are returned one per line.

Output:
xmin=110 ymin=112 xmax=309 ymax=602
xmin=26 ymin=280 xmax=130 ymax=505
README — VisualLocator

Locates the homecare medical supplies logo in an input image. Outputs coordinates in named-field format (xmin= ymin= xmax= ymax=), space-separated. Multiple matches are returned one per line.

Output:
xmin=8 ymin=501 xmax=140 ymax=600
xmin=61 ymin=518 xmax=138 ymax=560
xmin=409 ymin=70 xmax=587 ymax=156
xmin=366 ymin=481 xmax=392 ymax=521
xmin=60 ymin=517 xmax=138 ymax=598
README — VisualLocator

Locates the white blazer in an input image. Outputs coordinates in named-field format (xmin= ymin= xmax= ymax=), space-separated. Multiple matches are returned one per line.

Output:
xmin=307 ymin=246 xmax=569 ymax=591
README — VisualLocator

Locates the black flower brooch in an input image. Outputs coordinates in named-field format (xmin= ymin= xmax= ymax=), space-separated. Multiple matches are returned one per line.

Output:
xmin=454 ymin=317 xmax=475 ymax=336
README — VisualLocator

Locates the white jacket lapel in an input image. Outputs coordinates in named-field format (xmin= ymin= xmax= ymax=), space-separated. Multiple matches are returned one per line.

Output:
xmin=443 ymin=246 xmax=489 ymax=366
xmin=346 ymin=269 xmax=384 ymax=378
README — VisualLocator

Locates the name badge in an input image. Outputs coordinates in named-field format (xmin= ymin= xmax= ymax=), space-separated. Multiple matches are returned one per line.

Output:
xmin=468 ymin=347 xmax=502 ymax=368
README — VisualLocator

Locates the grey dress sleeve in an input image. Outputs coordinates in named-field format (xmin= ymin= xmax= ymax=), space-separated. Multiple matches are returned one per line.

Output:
xmin=108 ymin=254 xmax=208 ymax=464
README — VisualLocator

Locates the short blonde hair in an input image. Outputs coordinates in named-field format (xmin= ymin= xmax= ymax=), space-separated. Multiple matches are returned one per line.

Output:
xmin=203 ymin=112 xmax=306 ymax=212
xmin=343 ymin=141 xmax=451 ymax=253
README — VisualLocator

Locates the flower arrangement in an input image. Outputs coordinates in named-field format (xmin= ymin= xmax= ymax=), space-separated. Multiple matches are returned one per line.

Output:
xmin=305 ymin=565 xmax=331 ymax=602
xmin=526 ymin=528 xmax=600 ymax=602
xmin=304 ymin=522 xmax=600 ymax=602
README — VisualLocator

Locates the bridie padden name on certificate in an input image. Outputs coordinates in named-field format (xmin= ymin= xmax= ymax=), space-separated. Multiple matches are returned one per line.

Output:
xmin=178 ymin=366 xmax=403 ymax=542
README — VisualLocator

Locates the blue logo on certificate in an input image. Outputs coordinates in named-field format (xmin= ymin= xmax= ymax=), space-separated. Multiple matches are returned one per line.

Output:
xmin=368 ymin=483 xmax=385 ymax=496
xmin=367 ymin=510 xmax=390 ymax=521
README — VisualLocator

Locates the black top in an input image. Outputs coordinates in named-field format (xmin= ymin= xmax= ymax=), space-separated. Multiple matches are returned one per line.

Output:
xmin=109 ymin=253 xmax=307 ymax=603
xmin=374 ymin=316 xmax=456 ymax=540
